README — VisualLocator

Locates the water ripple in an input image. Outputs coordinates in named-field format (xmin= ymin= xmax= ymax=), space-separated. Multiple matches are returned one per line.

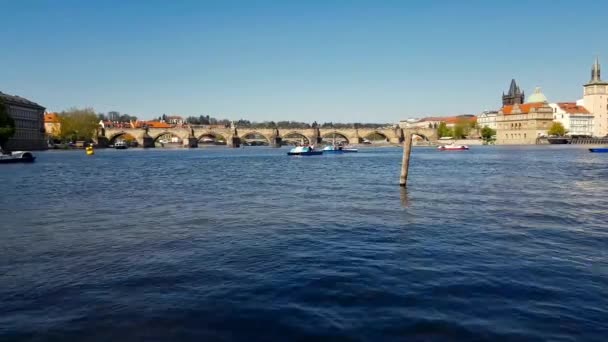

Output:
xmin=1 ymin=146 xmax=607 ymax=341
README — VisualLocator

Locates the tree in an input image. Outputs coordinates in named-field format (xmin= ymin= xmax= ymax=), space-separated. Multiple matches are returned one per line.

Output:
xmin=481 ymin=126 xmax=496 ymax=141
xmin=186 ymin=116 xmax=200 ymax=124
xmin=548 ymin=122 xmax=566 ymax=136
xmin=0 ymin=99 xmax=16 ymax=154
xmin=58 ymin=107 xmax=100 ymax=142
xmin=453 ymin=118 xmax=472 ymax=139
xmin=437 ymin=122 xmax=452 ymax=138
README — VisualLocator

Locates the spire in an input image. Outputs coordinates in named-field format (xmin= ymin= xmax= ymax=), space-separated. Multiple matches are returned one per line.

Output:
xmin=593 ymin=56 xmax=601 ymax=82
xmin=508 ymin=79 xmax=517 ymax=95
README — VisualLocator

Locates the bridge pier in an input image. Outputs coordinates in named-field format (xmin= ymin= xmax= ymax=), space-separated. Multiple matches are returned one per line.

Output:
xmin=229 ymin=136 xmax=241 ymax=148
xmin=142 ymin=136 xmax=155 ymax=148
xmin=271 ymin=136 xmax=282 ymax=148
xmin=187 ymin=137 xmax=198 ymax=148
xmin=96 ymin=136 xmax=109 ymax=148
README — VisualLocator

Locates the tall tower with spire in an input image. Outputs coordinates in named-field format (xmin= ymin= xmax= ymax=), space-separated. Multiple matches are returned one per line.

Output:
xmin=502 ymin=79 xmax=525 ymax=106
xmin=584 ymin=57 xmax=608 ymax=137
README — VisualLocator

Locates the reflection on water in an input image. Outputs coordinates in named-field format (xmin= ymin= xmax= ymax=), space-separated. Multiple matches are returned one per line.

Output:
xmin=0 ymin=146 xmax=607 ymax=341
xmin=399 ymin=187 xmax=410 ymax=208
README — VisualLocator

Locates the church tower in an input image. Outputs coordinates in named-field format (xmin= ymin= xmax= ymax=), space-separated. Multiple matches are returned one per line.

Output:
xmin=584 ymin=57 xmax=608 ymax=137
xmin=502 ymin=79 xmax=525 ymax=106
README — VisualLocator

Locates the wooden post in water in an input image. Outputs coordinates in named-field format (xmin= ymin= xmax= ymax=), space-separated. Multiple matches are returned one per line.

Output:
xmin=399 ymin=131 xmax=413 ymax=187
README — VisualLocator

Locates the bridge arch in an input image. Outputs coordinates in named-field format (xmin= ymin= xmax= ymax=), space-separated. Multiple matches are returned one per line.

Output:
xmin=198 ymin=131 xmax=226 ymax=144
xmin=411 ymin=132 xmax=430 ymax=141
xmin=240 ymin=131 xmax=270 ymax=146
xmin=363 ymin=131 xmax=390 ymax=142
xmin=109 ymin=132 xmax=138 ymax=146
xmin=282 ymin=131 xmax=310 ymax=145
xmin=153 ymin=132 xmax=184 ymax=147
xmin=321 ymin=131 xmax=349 ymax=144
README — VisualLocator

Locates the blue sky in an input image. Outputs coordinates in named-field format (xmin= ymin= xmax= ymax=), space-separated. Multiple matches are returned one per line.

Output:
xmin=2 ymin=0 xmax=607 ymax=122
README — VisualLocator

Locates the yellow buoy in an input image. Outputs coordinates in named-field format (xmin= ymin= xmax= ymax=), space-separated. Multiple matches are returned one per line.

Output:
xmin=85 ymin=145 xmax=94 ymax=155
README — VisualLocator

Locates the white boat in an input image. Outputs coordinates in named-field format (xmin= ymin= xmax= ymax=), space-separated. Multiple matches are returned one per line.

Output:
xmin=114 ymin=141 xmax=128 ymax=149
xmin=287 ymin=146 xmax=323 ymax=156
xmin=323 ymin=133 xmax=358 ymax=153
xmin=322 ymin=145 xmax=358 ymax=153
xmin=437 ymin=143 xmax=469 ymax=151
xmin=0 ymin=151 xmax=36 ymax=164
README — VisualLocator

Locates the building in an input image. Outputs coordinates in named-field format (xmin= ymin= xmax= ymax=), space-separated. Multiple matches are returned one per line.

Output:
xmin=165 ymin=115 xmax=184 ymax=125
xmin=44 ymin=112 xmax=61 ymax=138
xmin=443 ymin=115 xmax=476 ymax=128
xmin=401 ymin=115 xmax=476 ymax=129
xmin=0 ymin=91 xmax=47 ymax=150
xmin=502 ymin=79 xmax=525 ymax=106
xmin=583 ymin=57 xmax=608 ymax=137
xmin=477 ymin=110 xmax=498 ymax=130
xmin=496 ymin=87 xmax=554 ymax=144
xmin=549 ymin=103 xmax=593 ymax=136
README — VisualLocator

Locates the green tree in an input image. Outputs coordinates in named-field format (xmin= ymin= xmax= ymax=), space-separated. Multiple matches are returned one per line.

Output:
xmin=437 ymin=122 xmax=453 ymax=138
xmin=548 ymin=122 xmax=566 ymax=136
xmin=481 ymin=126 xmax=496 ymax=141
xmin=59 ymin=107 xmax=100 ymax=142
xmin=0 ymin=99 xmax=16 ymax=154
xmin=453 ymin=118 xmax=472 ymax=139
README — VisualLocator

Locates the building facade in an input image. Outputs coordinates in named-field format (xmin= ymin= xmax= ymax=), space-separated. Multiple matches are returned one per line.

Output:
xmin=166 ymin=115 xmax=184 ymax=125
xmin=44 ymin=112 xmax=61 ymax=138
xmin=477 ymin=110 xmax=498 ymax=130
xmin=496 ymin=87 xmax=554 ymax=144
xmin=502 ymin=79 xmax=525 ymax=106
xmin=584 ymin=58 xmax=608 ymax=137
xmin=549 ymin=103 xmax=593 ymax=136
xmin=0 ymin=91 xmax=47 ymax=150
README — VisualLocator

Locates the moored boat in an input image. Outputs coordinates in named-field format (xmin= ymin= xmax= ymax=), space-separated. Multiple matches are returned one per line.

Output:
xmin=114 ymin=141 xmax=128 ymax=149
xmin=589 ymin=147 xmax=608 ymax=153
xmin=0 ymin=151 xmax=36 ymax=164
xmin=548 ymin=137 xmax=571 ymax=144
xmin=323 ymin=145 xmax=358 ymax=153
xmin=438 ymin=143 xmax=469 ymax=151
xmin=287 ymin=146 xmax=323 ymax=156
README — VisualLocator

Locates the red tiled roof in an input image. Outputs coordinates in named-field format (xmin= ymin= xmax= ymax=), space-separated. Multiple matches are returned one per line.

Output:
xmin=557 ymin=102 xmax=590 ymax=114
xmin=501 ymin=102 xmax=545 ymax=114
xmin=44 ymin=112 xmax=60 ymax=123
xmin=136 ymin=121 xmax=172 ymax=128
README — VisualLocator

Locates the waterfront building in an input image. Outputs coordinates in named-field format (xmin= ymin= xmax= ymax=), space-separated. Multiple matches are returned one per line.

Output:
xmin=583 ymin=57 xmax=608 ymax=137
xmin=496 ymin=87 xmax=554 ymax=145
xmin=0 ymin=91 xmax=47 ymax=150
xmin=44 ymin=112 xmax=61 ymax=138
xmin=502 ymin=79 xmax=525 ymax=106
xmin=402 ymin=115 xmax=476 ymax=129
xmin=477 ymin=110 xmax=498 ymax=130
xmin=549 ymin=103 xmax=593 ymax=136
xmin=165 ymin=115 xmax=184 ymax=125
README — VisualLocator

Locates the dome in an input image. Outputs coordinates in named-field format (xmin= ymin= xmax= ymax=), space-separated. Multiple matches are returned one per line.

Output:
xmin=527 ymin=87 xmax=548 ymax=103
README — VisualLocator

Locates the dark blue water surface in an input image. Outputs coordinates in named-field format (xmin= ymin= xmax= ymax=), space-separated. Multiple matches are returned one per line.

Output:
xmin=1 ymin=146 xmax=607 ymax=341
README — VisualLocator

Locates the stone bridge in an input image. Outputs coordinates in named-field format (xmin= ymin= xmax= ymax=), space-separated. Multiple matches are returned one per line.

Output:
xmin=96 ymin=125 xmax=437 ymax=148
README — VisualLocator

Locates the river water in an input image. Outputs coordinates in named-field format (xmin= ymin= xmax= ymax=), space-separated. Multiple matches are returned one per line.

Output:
xmin=1 ymin=146 xmax=607 ymax=341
